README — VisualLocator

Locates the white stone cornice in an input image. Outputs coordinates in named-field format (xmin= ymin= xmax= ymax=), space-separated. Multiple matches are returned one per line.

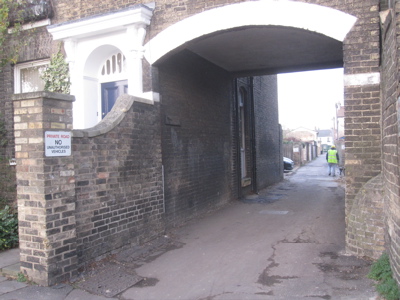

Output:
xmin=47 ymin=5 xmax=153 ymax=41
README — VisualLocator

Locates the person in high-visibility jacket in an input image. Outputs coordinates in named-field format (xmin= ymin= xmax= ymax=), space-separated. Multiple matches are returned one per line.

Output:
xmin=326 ymin=145 xmax=339 ymax=176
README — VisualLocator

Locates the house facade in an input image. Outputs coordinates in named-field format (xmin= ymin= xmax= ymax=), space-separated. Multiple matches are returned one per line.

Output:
xmin=285 ymin=127 xmax=318 ymax=142
xmin=317 ymin=129 xmax=334 ymax=152
xmin=335 ymin=104 xmax=345 ymax=140
xmin=1 ymin=0 xmax=399 ymax=287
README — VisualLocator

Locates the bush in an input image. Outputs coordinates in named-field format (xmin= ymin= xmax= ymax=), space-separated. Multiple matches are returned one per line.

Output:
xmin=368 ymin=252 xmax=400 ymax=300
xmin=0 ymin=205 xmax=18 ymax=250
xmin=41 ymin=45 xmax=71 ymax=94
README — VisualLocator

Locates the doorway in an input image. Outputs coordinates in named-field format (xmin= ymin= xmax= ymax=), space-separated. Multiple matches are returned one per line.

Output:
xmin=236 ymin=78 xmax=256 ymax=198
xmin=101 ymin=80 xmax=128 ymax=118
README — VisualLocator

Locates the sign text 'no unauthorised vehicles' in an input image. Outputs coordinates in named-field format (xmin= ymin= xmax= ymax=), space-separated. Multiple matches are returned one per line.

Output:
xmin=45 ymin=131 xmax=71 ymax=157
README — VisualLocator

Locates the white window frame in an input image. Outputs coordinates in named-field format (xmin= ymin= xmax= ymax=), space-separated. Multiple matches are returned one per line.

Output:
xmin=99 ymin=52 xmax=127 ymax=84
xmin=14 ymin=59 xmax=50 ymax=93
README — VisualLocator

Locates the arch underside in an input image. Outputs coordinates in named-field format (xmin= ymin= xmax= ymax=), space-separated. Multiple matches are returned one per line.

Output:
xmin=144 ymin=1 xmax=356 ymax=76
xmin=169 ymin=25 xmax=344 ymax=76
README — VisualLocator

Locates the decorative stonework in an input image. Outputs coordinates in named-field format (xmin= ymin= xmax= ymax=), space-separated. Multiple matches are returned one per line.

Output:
xmin=47 ymin=5 xmax=156 ymax=129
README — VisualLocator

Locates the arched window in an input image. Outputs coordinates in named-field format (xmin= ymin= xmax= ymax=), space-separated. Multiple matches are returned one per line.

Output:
xmin=99 ymin=52 xmax=126 ymax=81
xmin=99 ymin=52 xmax=128 ymax=119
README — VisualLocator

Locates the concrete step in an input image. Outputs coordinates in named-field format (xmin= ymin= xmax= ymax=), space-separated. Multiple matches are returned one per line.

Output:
xmin=1 ymin=263 xmax=20 ymax=278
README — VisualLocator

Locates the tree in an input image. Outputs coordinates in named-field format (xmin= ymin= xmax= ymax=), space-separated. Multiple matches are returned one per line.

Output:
xmin=0 ymin=0 xmax=53 ymax=68
xmin=0 ymin=0 xmax=24 ymax=67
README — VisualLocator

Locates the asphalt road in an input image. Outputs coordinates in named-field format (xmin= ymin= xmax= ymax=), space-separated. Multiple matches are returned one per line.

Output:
xmin=119 ymin=155 xmax=377 ymax=300
xmin=0 ymin=155 xmax=377 ymax=300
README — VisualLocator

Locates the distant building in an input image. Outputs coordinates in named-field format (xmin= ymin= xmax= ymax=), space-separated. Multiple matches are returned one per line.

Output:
xmin=285 ymin=127 xmax=317 ymax=142
xmin=317 ymin=129 xmax=334 ymax=152
xmin=335 ymin=104 xmax=345 ymax=140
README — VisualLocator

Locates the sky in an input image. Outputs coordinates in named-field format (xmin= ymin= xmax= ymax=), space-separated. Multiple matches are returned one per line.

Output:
xmin=277 ymin=68 xmax=344 ymax=131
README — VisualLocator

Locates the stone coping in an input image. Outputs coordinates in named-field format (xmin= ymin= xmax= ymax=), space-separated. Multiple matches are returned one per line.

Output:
xmin=73 ymin=94 xmax=150 ymax=138
xmin=12 ymin=91 xmax=75 ymax=102
xmin=13 ymin=91 xmax=152 ymax=138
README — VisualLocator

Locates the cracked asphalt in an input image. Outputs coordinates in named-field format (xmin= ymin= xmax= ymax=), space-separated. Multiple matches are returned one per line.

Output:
xmin=117 ymin=155 xmax=377 ymax=299
xmin=0 ymin=155 xmax=378 ymax=300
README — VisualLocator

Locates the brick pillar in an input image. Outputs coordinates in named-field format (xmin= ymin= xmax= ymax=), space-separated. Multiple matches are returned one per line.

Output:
xmin=13 ymin=91 xmax=76 ymax=286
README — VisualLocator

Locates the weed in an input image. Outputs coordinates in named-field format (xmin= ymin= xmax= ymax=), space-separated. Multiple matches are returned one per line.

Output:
xmin=368 ymin=252 xmax=400 ymax=300
xmin=17 ymin=272 xmax=27 ymax=282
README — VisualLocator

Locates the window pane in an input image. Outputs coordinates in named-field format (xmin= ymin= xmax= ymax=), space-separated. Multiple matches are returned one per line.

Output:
xmin=20 ymin=65 xmax=47 ymax=93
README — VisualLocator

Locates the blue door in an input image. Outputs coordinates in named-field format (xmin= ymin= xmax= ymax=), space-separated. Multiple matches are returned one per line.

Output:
xmin=101 ymin=80 xmax=128 ymax=118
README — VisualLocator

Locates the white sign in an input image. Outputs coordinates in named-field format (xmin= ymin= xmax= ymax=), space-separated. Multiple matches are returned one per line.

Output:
xmin=45 ymin=131 xmax=71 ymax=157
xmin=293 ymin=147 xmax=299 ymax=153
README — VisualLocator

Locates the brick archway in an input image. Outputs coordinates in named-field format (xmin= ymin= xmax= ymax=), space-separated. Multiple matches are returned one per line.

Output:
xmin=9 ymin=0 xmax=385 ymax=286
xmin=144 ymin=0 xmax=383 ymax=261
xmin=144 ymin=1 xmax=356 ymax=65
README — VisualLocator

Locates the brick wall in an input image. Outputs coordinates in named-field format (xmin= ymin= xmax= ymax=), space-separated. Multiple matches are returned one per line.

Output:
xmin=49 ymin=1 xmax=248 ymax=40
xmin=45 ymin=0 xmax=382 ymax=208
xmin=323 ymin=0 xmax=384 ymax=263
xmin=0 ymin=26 xmax=52 ymax=206
xmin=13 ymin=92 xmax=164 ymax=285
xmin=341 ymin=1 xmax=382 ymax=213
xmin=0 ymin=64 xmax=15 ymax=158
xmin=380 ymin=3 xmax=400 ymax=281
xmin=0 ymin=36 xmax=21 ymax=205
xmin=0 ymin=63 xmax=16 ymax=206
xmin=346 ymin=174 xmax=385 ymax=259
xmin=158 ymin=51 xmax=282 ymax=224
xmin=393 ymin=1 xmax=400 ymax=281
xmin=253 ymin=75 xmax=283 ymax=189
xmin=296 ymin=0 xmax=383 ymax=259
xmin=73 ymin=98 xmax=164 ymax=265
xmin=158 ymin=50 xmax=234 ymax=225
xmin=13 ymin=92 xmax=77 ymax=286
xmin=292 ymin=0 xmax=382 ymax=213
xmin=16 ymin=27 xmax=53 ymax=62
xmin=14 ymin=0 xmax=379 ymax=206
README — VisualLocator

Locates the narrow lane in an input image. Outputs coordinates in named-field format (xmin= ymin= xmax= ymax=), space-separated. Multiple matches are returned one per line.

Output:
xmin=121 ymin=155 xmax=376 ymax=300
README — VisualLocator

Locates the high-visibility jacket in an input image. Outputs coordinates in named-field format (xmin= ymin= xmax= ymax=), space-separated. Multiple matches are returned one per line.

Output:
xmin=327 ymin=149 xmax=338 ymax=164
